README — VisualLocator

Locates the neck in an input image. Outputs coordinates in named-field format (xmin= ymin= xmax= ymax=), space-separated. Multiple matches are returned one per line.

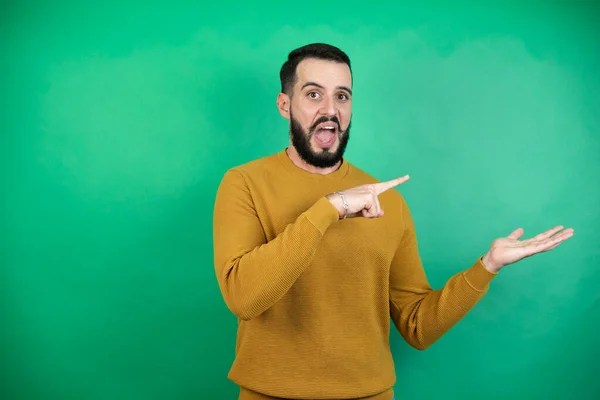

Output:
xmin=285 ymin=145 xmax=342 ymax=175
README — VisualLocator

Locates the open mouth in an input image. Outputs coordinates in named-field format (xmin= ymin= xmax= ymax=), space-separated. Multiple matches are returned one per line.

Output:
xmin=313 ymin=123 xmax=338 ymax=148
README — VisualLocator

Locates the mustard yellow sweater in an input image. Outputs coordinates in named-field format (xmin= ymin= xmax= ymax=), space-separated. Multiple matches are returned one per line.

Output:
xmin=213 ymin=149 xmax=497 ymax=399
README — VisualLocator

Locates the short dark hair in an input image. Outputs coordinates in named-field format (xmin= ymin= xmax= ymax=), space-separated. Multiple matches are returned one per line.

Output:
xmin=279 ymin=43 xmax=352 ymax=96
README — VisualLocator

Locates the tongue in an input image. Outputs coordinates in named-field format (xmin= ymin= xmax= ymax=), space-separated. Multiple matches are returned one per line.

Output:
xmin=315 ymin=129 xmax=335 ymax=146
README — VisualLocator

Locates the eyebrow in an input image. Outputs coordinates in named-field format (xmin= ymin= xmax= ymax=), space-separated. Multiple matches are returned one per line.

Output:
xmin=301 ymin=81 xmax=353 ymax=95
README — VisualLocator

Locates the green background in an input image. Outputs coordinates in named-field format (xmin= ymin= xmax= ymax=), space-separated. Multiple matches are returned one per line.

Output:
xmin=2 ymin=1 xmax=599 ymax=399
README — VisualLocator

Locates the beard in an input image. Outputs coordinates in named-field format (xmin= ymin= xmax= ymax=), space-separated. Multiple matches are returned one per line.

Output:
xmin=289 ymin=110 xmax=350 ymax=169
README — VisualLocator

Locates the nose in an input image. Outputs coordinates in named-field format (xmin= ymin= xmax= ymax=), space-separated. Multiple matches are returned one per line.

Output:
xmin=319 ymin=95 xmax=338 ymax=118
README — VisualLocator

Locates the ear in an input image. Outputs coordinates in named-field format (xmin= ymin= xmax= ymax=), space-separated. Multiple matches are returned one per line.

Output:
xmin=276 ymin=92 xmax=290 ymax=120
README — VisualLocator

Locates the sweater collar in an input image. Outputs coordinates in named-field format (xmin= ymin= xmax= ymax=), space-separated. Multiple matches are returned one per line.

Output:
xmin=277 ymin=148 xmax=350 ymax=181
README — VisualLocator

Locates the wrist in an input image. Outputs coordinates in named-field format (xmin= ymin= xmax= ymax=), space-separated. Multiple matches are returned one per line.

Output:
xmin=481 ymin=253 xmax=502 ymax=273
xmin=325 ymin=192 xmax=347 ymax=219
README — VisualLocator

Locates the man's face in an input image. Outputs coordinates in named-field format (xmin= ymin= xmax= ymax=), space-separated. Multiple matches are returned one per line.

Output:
xmin=287 ymin=58 xmax=353 ymax=168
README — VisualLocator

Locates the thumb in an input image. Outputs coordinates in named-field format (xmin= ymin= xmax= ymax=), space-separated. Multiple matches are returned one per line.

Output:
xmin=507 ymin=228 xmax=524 ymax=240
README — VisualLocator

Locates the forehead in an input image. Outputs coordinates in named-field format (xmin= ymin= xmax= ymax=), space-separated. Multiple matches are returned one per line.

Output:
xmin=295 ymin=58 xmax=352 ymax=90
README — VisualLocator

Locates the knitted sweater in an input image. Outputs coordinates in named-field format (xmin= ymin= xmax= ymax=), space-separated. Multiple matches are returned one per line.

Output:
xmin=212 ymin=149 xmax=497 ymax=399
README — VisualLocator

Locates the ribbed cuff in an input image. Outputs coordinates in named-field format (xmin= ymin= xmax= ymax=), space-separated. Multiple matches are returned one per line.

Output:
xmin=462 ymin=256 xmax=498 ymax=292
xmin=303 ymin=197 xmax=340 ymax=235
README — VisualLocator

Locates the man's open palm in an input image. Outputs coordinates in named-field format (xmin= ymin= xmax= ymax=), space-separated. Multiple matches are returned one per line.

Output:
xmin=483 ymin=225 xmax=574 ymax=272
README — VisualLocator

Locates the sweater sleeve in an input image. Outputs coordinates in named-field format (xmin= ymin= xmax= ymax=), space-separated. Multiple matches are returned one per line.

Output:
xmin=212 ymin=169 xmax=340 ymax=321
xmin=388 ymin=199 xmax=498 ymax=350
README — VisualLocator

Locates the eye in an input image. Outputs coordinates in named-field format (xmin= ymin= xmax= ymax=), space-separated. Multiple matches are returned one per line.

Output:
xmin=307 ymin=91 xmax=320 ymax=99
xmin=338 ymin=93 xmax=350 ymax=101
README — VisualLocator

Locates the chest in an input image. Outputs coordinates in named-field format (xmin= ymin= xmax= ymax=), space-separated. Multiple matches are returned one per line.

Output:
xmin=248 ymin=174 xmax=405 ymax=273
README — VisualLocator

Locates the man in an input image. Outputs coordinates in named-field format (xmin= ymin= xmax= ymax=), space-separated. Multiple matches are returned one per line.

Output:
xmin=212 ymin=43 xmax=573 ymax=400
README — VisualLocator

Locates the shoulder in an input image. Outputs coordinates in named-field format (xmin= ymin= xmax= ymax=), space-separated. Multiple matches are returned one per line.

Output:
xmin=236 ymin=152 xmax=280 ymax=173
xmin=219 ymin=152 xmax=280 ymax=182
xmin=214 ymin=153 xmax=282 ymax=208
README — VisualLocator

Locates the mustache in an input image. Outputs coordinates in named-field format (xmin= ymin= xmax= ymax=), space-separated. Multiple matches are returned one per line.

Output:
xmin=310 ymin=116 xmax=341 ymax=132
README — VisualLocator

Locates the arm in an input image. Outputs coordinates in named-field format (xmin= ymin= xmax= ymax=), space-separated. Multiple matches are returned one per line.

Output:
xmin=212 ymin=169 xmax=339 ymax=321
xmin=389 ymin=196 xmax=574 ymax=350
xmin=389 ymin=200 xmax=497 ymax=350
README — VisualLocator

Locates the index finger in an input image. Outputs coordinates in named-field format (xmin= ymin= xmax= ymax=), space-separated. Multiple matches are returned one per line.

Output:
xmin=374 ymin=175 xmax=410 ymax=195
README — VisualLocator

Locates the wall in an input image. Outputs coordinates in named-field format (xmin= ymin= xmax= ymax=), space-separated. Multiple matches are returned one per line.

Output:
xmin=2 ymin=1 xmax=599 ymax=399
